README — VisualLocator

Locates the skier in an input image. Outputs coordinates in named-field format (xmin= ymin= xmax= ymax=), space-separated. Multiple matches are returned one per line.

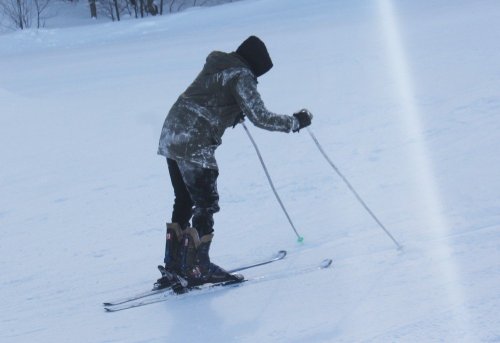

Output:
xmin=155 ymin=36 xmax=313 ymax=290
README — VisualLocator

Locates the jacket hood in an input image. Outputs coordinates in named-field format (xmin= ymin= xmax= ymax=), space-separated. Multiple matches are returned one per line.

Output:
xmin=235 ymin=36 xmax=273 ymax=77
xmin=204 ymin=51 xmax=251 ymax=74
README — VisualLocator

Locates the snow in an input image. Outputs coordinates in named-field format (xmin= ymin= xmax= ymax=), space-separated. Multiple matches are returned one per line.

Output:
xmin=1 ymin=0 xmax=500 ymax=341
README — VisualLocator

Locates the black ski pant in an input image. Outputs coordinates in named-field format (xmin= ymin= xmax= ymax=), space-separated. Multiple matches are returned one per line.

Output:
xmin=167 ymin=158 xmax=220 ymax=237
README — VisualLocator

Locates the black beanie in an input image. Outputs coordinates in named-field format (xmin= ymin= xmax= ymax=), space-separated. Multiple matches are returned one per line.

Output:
xmin=236 ymin=36 xmax=273 ymax=77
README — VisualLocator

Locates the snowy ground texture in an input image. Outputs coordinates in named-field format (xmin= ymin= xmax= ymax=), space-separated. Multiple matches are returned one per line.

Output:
xmin=1 ymin=0 xmax=500 ymax=342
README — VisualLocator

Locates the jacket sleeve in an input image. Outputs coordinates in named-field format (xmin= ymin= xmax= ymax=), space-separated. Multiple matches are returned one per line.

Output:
xmin=231 ymin=72 xmax=294 ymax=133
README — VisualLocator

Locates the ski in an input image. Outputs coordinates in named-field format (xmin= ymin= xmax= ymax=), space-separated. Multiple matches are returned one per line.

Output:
xmin=103 ymin=249 xmax=287 ymax=306
xmin=104 ymin=258 xmax=332 ymax=312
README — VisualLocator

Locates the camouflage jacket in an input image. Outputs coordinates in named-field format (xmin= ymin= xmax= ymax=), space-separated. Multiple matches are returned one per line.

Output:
xmin=157 ymin=51 xmax=294 ymax=169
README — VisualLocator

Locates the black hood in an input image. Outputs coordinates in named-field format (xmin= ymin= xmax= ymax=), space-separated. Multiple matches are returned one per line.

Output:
xmin=235 ymin=36 xmax=273 ymax=77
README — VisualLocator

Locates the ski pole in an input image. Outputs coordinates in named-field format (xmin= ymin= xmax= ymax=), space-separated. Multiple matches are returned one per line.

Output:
xmin=307 ymin=127 xmax=403 ymax=250
xmin=242 ymin=123 xmax=304 ymax=243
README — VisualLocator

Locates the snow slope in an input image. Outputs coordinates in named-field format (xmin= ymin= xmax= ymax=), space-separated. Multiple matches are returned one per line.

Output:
xmin=1 ymin=0 xmax=500 ymax=341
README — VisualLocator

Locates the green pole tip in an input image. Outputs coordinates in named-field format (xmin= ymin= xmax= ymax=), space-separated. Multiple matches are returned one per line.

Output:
xmin=297 ymin=236 xmax=304 ymax=243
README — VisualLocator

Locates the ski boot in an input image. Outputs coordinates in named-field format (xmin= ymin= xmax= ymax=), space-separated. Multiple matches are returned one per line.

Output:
xmin=195 ymin=233 xmax=244 ymax=285
xmin=153 ymin=223 xmax=187 ymax=291
xmin=180 ymin=229 xmax=244 ymax=287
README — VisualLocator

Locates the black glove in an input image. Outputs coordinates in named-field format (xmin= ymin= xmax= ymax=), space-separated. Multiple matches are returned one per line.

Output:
xmin=232 ymin=112 xmax=245 ymax=128
xmin=292 ymin=109 xmax=313 ymax=132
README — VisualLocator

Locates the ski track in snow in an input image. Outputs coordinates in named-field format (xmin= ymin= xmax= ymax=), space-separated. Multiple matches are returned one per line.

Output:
xmin=1 ymin=0 xmax=500 ymax=342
